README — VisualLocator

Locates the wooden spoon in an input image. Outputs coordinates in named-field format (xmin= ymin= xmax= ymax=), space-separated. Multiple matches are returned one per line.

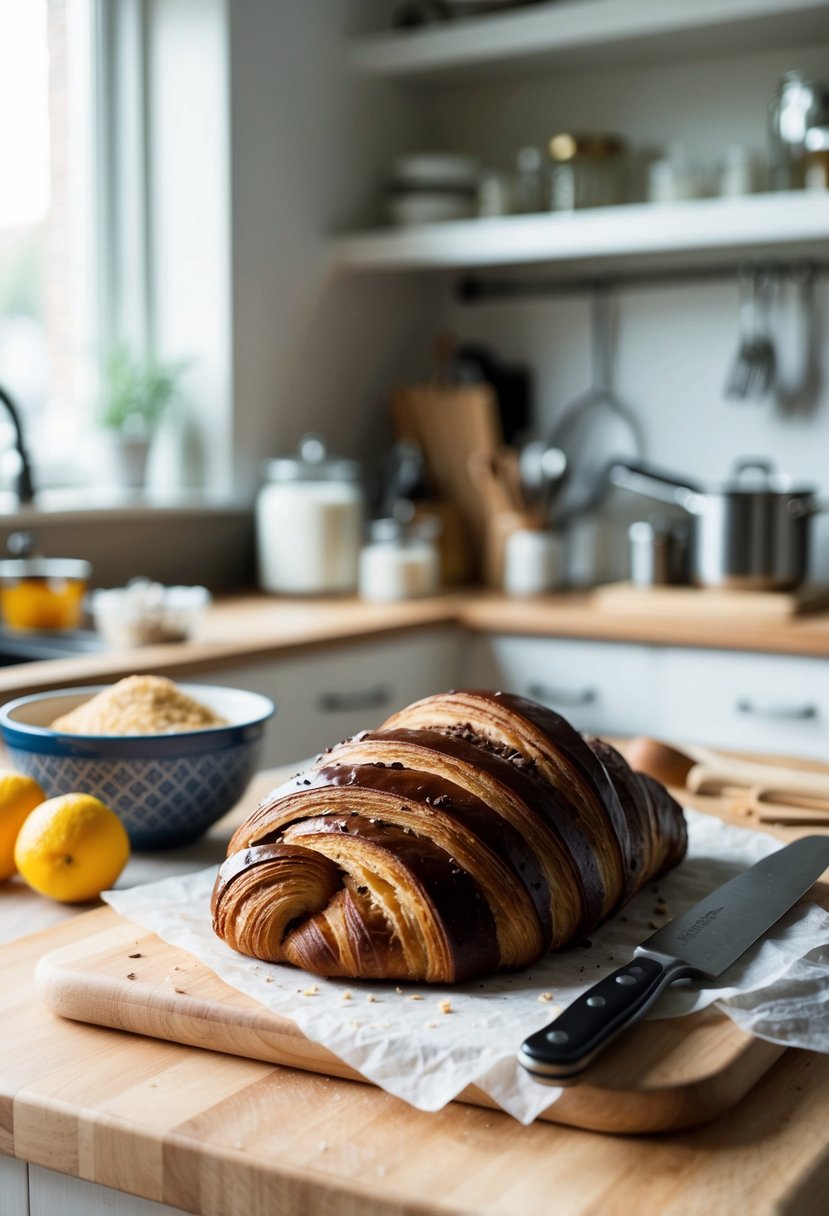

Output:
xmin=626 ymin=737 xmax=695 ymax=787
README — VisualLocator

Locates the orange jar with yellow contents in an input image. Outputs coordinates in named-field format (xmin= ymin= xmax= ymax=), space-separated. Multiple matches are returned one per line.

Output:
xmin=0 ymin=557 xmax=92 ymax=631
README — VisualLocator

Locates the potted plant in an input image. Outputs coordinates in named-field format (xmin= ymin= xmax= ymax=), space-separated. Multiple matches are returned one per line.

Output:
xmin=99 ymin=346 xmax=189 ymax=489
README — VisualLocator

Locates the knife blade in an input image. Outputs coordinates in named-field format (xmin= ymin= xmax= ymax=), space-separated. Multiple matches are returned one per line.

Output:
xmin=519 ymin=835 xmax=829 ymax=1084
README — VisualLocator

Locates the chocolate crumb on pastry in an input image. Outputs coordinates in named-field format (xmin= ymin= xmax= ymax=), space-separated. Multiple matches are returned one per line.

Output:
xmin=212 ymin=690 xmax=687 ymax=983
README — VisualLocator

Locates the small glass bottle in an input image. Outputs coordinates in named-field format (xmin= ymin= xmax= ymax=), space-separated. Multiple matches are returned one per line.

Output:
xmin=476 ymin=170 xmax=511 ymax=218
xmin=512 ymin=146 xmax=544 ymax=213
xmin=767 ymin=71 xmax=828 ymax=190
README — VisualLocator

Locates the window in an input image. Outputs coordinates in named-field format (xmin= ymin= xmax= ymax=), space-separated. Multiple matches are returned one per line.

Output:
xmin=0 ymin=0 xmax=97 ymax=492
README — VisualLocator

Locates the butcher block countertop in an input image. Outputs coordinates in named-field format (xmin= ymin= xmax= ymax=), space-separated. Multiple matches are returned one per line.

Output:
xmin=2 ymin=767 xmax=829 ymax=1216
xmin=0 ymin=588 xmax=828 ymax=700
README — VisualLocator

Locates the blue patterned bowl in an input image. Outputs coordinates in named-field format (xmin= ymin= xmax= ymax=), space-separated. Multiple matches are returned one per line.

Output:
xmin=0 ymin=684 xmax=275 ymax=850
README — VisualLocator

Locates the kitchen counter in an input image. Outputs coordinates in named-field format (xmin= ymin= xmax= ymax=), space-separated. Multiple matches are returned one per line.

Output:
xmin=1 ymin=765 xmax=828 ymax=1216
xmin=0 ymin=589 xmax=828 ymax=700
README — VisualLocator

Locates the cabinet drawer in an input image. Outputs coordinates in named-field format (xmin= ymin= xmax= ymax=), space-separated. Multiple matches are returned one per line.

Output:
xmin=465 ymin=635 xmax=660 ymax=736
xmin=660 ymin=649 xmax=829 ymax=760
xmin=211 ymin=627 xmax=460 ymax=766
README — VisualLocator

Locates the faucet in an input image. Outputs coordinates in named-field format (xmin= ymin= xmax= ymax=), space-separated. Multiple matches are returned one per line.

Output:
xmin=0 ymin=383 xmax=35 ymax=504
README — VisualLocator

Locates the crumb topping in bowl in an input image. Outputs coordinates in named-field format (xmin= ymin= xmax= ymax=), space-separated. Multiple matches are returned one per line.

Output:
xmin=49 ymin=675 xmax=228 ymax=736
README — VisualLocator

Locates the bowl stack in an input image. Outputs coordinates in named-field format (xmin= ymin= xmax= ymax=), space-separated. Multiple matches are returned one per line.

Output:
xmin=387 ymin=153 xmax=480 ymax=226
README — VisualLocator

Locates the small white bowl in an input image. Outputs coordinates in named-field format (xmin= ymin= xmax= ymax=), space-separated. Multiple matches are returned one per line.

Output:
xmin=391 ymin=152 xmax=480 ymax=190
xmin=92 ymin=581 xmax=211 ymax=647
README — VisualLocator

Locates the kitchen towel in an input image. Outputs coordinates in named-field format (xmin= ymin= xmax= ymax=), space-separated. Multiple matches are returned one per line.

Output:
xmin=104 ymin=807 xmax=829 ymax=1124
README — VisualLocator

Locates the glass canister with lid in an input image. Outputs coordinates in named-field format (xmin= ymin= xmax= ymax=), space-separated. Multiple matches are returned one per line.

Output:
xmin=358 ymin=509 xmax=440 ymax=603
xmin=547 ymin=133 xmax=626 ymax=212
xmin=256 ymin=433 xmax=365 ymax=594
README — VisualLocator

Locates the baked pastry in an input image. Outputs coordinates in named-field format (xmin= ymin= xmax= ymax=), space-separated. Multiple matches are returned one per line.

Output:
xmin=212 ymin=690 xmax=686 ymax=983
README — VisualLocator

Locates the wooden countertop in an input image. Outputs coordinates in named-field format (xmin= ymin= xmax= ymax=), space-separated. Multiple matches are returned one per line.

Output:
xmin=1 ymin=766 xmax=829 ymax=1215
xmin=0 ymin=589 xmax=828 ymax=701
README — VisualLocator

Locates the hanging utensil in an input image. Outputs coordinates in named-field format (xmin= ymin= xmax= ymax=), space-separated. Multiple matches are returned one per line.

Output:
xmin=724 ymin=265 xmax=777 ymax=402
xmin=543 ymin=286 xmax=643 ymax=525
xmin=776 ymin=262 xmax=820 ymax=412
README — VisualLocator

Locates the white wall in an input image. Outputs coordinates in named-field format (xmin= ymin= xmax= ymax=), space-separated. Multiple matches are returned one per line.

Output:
xmin=226 ymin=0 xmax=442 ymax=494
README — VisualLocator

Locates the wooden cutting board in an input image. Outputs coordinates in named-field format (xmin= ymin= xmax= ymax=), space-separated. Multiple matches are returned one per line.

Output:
xmin=591 ymin=582 xmax=829 ymax=619
xmin=36 ymin=906 xmax=785 ymax=1136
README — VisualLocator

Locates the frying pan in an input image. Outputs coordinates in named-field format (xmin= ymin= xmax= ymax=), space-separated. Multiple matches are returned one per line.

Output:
xmin=544 ymin=287 xmax=642 ymax=525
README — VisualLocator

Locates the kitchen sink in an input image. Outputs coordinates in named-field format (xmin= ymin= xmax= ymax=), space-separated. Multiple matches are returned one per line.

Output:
xmin=0 ymin=628 xmax=107 ymax=666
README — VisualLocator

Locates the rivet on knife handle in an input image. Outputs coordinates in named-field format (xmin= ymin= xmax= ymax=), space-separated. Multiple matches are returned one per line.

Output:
xmin=518 ymin=956 xmax=692 ymax=1083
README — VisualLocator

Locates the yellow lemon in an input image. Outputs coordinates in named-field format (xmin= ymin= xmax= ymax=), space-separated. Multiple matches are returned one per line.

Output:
xmin=0 ymin=769 xmax=46 ymax=881
xmin=14 ymin=793 xmax=130 ymax=903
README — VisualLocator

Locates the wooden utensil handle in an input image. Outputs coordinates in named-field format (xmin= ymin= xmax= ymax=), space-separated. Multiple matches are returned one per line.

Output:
xmin=686 ymin=762 xmax=829 ymax=801
xmin=753 ymin=802 xmax=829 ymax=826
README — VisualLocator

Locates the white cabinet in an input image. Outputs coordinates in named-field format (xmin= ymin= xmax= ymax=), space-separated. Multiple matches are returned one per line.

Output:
xmin=659 ymin=648 xmax=829 ymax=759
xmin=464 ymin=633 xmax=829 ymax=760
xmin=0 ymin=1155 xmax=28 ymax=1216
xmin=464 ymin=633 xmax=661 ymax=736
xmin=0 ymin=1160 xmax=193 ymax=1216
xmin=207 ymin=627 xmax=461 ymax=766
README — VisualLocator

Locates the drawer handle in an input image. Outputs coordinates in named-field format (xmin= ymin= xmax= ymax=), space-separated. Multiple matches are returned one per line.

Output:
xmin=736 ymin=698 xmax=818 ymax=722
xmin=527 ymin=682 xmax=598 ymax=709
xmin=318 ymin=685 xmax=392 ymax=714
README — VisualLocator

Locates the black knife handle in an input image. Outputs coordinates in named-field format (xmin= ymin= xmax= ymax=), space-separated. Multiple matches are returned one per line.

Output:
xmin=518 ymin=956 xmax=692 ymax=1083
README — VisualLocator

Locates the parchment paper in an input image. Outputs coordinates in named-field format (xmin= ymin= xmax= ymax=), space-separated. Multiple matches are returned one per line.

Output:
xmin=104 ymin=808 xmax=829 ymax=1124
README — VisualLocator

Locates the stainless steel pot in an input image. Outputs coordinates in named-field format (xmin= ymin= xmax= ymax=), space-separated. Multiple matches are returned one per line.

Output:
xmin=610 ymin=458 xmax=828 ymax=590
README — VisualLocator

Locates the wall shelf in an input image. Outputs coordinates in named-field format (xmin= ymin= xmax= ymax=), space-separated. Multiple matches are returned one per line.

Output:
xmin=348 ymin=0 xmax=829 ymax=81
xmin=331 ymin=192 xmax=829 ymax=277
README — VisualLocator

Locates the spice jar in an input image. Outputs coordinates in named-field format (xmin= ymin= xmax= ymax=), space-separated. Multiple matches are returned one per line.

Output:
xmin=548 ymin=133 xmax=625 ymax=212
xmin=358 ymin=514 xmax=440 ymax=603
xmin=256 ymin=434 xmax=364 ymax=595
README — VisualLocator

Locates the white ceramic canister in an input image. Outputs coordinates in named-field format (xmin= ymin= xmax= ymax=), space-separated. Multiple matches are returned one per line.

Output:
xmin=256 ymin=434 xmax=365 ymax=594
xmin=503 ymin=528 xmax=561 ymax=596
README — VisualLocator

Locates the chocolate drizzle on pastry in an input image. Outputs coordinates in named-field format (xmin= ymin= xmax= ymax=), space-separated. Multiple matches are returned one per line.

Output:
xmin=211 ymin=689 xmax=687 ymax=983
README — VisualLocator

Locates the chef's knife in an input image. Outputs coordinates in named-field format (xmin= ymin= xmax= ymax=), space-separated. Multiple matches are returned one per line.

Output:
xmin=519 ymin=835 xmax=829 ymax=1084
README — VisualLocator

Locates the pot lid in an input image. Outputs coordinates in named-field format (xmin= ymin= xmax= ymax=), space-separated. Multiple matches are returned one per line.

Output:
xmin=714 ymin=458 xmax=816 ymax=496
xmin=261 ymin=433 xmax=361 ymax=484
xmin=612 ymin=457 xmax=817 ymax=501
xmin=0 ymin=557 xmax=92 ymax=581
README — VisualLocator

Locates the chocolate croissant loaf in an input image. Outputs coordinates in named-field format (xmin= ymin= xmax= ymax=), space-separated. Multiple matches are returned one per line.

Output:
xmin=212 ymin=690 xmax=686 ymax=983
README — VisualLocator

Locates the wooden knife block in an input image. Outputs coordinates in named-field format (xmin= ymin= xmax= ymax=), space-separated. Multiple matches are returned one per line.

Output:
xmin=392 ymin=384 xmax=503 ymax=582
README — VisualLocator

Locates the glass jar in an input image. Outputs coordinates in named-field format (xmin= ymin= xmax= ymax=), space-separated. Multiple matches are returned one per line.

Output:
xmin=358 ymin=516 xmax=440 ymax=603
xmin=512 ymin=146 xmax=544 ymax=213
xmin=256 ymin=434 xmax=364 ymax=595
xmin=547 ymin=133 xmax=625 ymax=212
xmin=768 ymin=71 xmax=829 ymax=190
